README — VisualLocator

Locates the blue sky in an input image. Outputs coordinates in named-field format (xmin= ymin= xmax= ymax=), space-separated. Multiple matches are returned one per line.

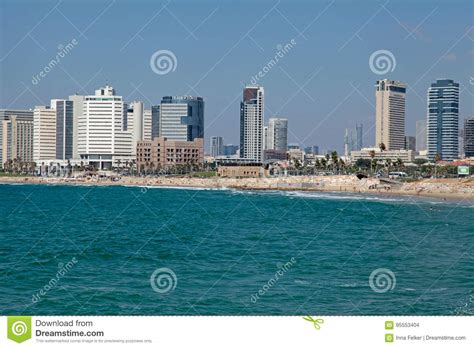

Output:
xmin=1 ymin=0 xmax=473 ymax=153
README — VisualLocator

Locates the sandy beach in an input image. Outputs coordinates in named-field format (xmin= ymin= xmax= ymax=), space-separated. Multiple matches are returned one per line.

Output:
xmin=1 ymin=175 xmax=473 ymax=201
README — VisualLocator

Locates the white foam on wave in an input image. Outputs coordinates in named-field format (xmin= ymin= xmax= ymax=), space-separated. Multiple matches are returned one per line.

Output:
xmin=129 ymin=185 xmax=231 ymax=192
xmin=283 ymin=191 xmax=407 ymax=203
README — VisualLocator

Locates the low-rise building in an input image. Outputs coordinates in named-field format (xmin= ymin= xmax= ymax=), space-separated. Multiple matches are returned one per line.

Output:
xmin=136 ymin=137 xmax=203 ymax=172
xmin=351 ymin=147 xmax=415 ymax=163
xmin=264 ymin=149 xmax=287 ymax=161
xmin=217 ymin=163 xmax=267 ymax=177
xmin=287 ymin=148 xmax=304 ymax=163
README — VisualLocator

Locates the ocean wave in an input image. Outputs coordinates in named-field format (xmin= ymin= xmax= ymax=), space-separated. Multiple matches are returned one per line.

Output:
xmin=129 ymin=185 xmax=230 ymax=191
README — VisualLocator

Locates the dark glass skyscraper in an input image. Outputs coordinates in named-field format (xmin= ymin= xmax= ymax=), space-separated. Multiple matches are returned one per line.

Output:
xmin=159 ymin=96 xmax=204 ymax=141
xmin=427 ymin=79 xmax=459 ymax=161
xmin=464 ymin=118 xmax=474 ymax=158
xmin=151 ymin=105 xmax=160 ymax=140
xmin=52 ymin=99 xmax=74 ymax=160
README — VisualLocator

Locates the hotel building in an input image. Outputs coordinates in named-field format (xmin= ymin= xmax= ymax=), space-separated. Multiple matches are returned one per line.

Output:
xmin=1 ymin=116 xmax=33 ymax=164
xmin=33 ymin=105 xmax=57 ymax=163
xmin=78 ymin=85 xmax=133 ymax=170
xmin=375 ymin=79 xmax=406 ymax=150
xmin=0 ymin=109 xmax=33 ymax=168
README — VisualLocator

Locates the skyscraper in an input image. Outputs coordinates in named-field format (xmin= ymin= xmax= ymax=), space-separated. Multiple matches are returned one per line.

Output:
xmin=33 ymin=105 xmax=57 ymax=163
xmin=127 ymin=101 xmax=143 ymax=155
xmin=240 ymin=86 xmax=264 ymax=162
xmin=159 ymin=96 xmax=204 ymax=141
xmin=267 ymin=118 xmax=288 ymax=151
xmin=375 ymin=79 xmax=406 ymax=150
xmin=405 ymin=136 xmax=416 ymax=151
xmin=263 ymin=126 xmax=269 ymax=150
xmin=51 ymin=99 xmax=74 ymax=160
xmin=223 ymin=144 xmax=239 ymax=156
xmin=344 ymin=124 xmax=362 ymax=156
xmin=210 ymin=136 xmax=224 ymax=157
xmin=463 ymin=118 xmax=474 ymax=158
xmin=69 ymin=95 xmax=84 ymax=159
xmin=344 ymin=128 xmax=353 ymax=157
xmin=127 ymin=101 xmax=152 ymax=154
xmin=78 ymin=85 xmax=132 ymax=169
xmin=426 ymin=79 xmax=459 ymax=161
xmin=151 ymin=105 xmax=160 ymax=140
xmin=1 ymin=115 xmax=33 ymax=164
xmin=415 ymin=120 xmax=427 ymax=152
xmin=0 ymin=109 xmax=33 ymax=167
xmin=355 ymin=123 xmax=363 ymax=151
xmin=143 ymin=109 xmax=152 ymax=141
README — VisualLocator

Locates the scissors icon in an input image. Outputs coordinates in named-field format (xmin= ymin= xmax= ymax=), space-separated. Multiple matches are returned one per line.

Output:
xmin=303 ymin=316 xmax=324 ymax=330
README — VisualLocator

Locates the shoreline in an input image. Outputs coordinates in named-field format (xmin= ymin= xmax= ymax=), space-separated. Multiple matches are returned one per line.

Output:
xmin=1 ymin=175 xmax=473 ymax=201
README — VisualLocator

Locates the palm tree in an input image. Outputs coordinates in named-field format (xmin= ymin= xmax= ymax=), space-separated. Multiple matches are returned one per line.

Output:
xmin=331 ymin=151 xmax=338 ymax=174
xmin=435 ymin=153 xmax=441 ymax=178
xmin=395 ymin=158 xmax=403 ymax=171
xmin=379 ymin=143 xmax=386 ymax=152
xmin=314 ymin=158 xmax=320 ymax=174
xmin=321 ymin=157 xmax=327 ymax=170
xmin=369 ymin=150 xmax=376 ymax=174
xmin=338 ymin=158 xmax=345 ymax=174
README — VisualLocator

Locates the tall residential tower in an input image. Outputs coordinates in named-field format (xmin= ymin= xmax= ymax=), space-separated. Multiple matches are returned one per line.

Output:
xmin=240 ymin=86 xmax=264 ymax=162
xmin=426 ymin=79 xmax=459 ymax=161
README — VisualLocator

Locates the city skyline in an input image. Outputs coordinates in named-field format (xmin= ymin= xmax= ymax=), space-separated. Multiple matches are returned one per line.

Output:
xmin=1 ymin=0 xmax=472 ymax=154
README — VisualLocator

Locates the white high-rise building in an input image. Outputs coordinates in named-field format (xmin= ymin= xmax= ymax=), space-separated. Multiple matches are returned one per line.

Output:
xmin=240 ymin=86 xmax=264 ymax=162
xmin=267 ymin=117 xmax=288 ymax=151
xmin=78 ymin=85 xmax=133 ymax=170
xmin=375 ymin=79 xmax=406 ymax=150
xmin=127 ymin=101 xmax=144 ymax=156
xmin=69 ymin=95 xmax=85 ymax=159
xmin=143 ymin=109 xmax=152 ymax=141
xmin=33 ymin=106 xmax=57 ymax=163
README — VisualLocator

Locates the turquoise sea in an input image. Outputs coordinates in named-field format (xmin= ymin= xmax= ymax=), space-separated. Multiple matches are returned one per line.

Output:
xmin=0 ymin=183 xmax=472 ymax=315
